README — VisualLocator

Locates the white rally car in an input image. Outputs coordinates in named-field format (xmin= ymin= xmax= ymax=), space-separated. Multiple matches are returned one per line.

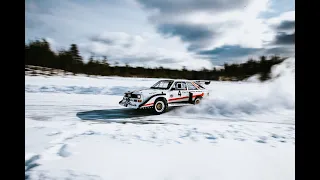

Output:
xmin=119 ymin=79 xmax=210 ymax=114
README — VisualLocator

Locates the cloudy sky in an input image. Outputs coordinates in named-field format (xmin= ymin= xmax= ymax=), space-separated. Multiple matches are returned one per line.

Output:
xmin=25 ymin=0 xmax=295 ymax=70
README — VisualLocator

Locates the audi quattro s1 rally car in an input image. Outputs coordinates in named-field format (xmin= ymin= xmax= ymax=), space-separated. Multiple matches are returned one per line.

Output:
xmin=119 ymin=79 xmax=210 ymax=114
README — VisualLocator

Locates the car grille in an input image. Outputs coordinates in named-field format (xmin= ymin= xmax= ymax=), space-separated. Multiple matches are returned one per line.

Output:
xmin=125 ymin=93 xmax=139 ymax=98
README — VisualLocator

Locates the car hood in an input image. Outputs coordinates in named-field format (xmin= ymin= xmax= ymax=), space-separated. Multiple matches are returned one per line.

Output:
xmin=131 ymin=88 xmax=166 ymax=96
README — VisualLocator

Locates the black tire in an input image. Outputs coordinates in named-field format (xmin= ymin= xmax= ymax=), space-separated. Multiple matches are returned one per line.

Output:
xmin=194 ymin=96 xmax=202 ymax=105
xmin=153 ymin=98 xmax=168 ymax=115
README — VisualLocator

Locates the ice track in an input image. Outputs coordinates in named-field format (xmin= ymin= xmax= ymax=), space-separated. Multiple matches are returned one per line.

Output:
xmin=25 ymin=58 xmax=295 ymax=180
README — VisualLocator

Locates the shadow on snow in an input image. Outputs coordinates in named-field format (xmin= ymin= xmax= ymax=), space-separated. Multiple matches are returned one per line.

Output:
xmin=76 ymin=107 xmax=180 ymax=125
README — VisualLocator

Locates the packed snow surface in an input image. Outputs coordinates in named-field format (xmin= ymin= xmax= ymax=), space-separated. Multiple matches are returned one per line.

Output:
xmin=25 ymin=58 xmax=295 ymax=180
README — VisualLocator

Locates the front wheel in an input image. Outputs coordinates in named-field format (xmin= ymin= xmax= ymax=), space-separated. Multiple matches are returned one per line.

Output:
xmin=153 ymin=99 xmax=167 ymax=115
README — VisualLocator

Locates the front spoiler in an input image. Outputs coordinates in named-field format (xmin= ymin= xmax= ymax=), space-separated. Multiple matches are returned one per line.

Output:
xmin=119 ymin=99 xmax=140 ymax=109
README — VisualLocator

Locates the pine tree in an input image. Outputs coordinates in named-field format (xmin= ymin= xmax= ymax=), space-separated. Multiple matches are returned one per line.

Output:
xmin=102 ymin=56 xmax=109 ymax=66
xmin=69 ymin=44 xmax=83 ymax=73
xmin=69 ymin=44 xmax=83 ymax=64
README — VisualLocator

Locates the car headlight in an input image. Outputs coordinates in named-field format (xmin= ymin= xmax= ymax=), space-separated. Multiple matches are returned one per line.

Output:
xmin=137 ymin=94 xmax=141 ymax=99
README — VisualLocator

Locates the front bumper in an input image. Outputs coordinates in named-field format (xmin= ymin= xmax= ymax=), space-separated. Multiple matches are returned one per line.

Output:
xmin=119 ymin=98 xmax=140 ymax=109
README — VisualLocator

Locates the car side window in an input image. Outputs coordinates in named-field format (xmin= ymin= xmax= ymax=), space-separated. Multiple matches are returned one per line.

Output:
xmin=186 ymin=82 xmax=197 ymax=90
xmin=181 ymin=82 xmax=187 ymax=90
xmin=171 ymin=82 xmax=187 ymax=90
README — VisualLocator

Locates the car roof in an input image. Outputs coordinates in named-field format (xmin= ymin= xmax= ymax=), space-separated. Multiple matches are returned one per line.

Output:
xmin=158 ymin=79 xmax=192 ymax=82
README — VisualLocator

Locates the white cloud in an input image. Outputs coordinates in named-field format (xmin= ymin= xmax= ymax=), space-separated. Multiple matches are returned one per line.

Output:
xmin=79 ymin=31 xmax=213 ymax=70
xmin=26 ymin=0 xmax=295 ymax=69
xmin=140 ymin=0 xmax=277 ymax=51
xmin=26 ymin=0 xmax=219 ymax=70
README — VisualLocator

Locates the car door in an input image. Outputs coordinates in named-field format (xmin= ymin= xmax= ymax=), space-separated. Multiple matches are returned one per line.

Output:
xmin=186 ymin=81 xmax=199 ymax=102
xmin=169 ymin=81 xmax=189 ymax=103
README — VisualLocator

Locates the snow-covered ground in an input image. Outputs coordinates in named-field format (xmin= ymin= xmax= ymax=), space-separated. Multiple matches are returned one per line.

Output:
xmin=25 ymin=58 xmax=295 ymax=180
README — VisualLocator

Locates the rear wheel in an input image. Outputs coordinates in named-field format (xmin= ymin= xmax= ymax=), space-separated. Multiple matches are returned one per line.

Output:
xmin=194 ymin=97 xmax=202 ymax=105
xmin=153 ymin=99 xmax=167 ymax=115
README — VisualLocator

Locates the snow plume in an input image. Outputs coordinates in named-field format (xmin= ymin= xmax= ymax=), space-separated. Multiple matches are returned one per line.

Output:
xmin=171 ymin=57 xmax=295 ymax=124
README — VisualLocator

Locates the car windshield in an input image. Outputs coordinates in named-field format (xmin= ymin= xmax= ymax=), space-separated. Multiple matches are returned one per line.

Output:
xmin=150 ymin=80 xmax=174 ymax=90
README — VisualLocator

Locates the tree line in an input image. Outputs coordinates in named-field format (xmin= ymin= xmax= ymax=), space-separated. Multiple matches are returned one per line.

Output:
xmin=25 ymin=39 xmax=287 ymax=81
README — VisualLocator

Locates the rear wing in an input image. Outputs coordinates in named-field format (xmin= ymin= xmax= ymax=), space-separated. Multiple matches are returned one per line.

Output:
xmin=192 ymin=80 xmax=211 ymax=89
xmin=193 ymin=80 xmax=211 ymax=85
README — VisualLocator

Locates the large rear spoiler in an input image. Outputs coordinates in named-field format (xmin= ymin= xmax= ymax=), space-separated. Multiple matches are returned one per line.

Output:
xmin=193 ymin=80 xmax=211 ymax=85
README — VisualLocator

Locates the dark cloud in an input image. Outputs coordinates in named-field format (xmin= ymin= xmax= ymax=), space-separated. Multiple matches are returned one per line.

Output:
xmin=199 ymin=45 xmax=261 ymax=56
xmin=273 ymin=32 xmax=295 ymax=45
xmin=187 ymin=45 xmax=205 ymax=52
xmin=197 ymin=45 xmax=263 ymax=64
xmin=276 ymin=20 xmax=295 ymax=31
xmin=197 ymin=45 xmax=295 ymax=65
xmin=137 ymin=0 xmax=250 ymax=14
xmin=89 ymin=36 xmax=114 ymax=45
xmin=264 ymin=20 xmax=295 ymax=56
xmin=89 ymin=34 xmax=136 ymax=48
xmin=137 ymin=0 xmax=295 ymax=64
xmin=137 ymin=0 xmax=250 ymax=51
xmin=265 ymin=47 xmax=294 ymax=56
xmin=157 ymin=23 xmax=215 ymax=42
xmin=156 ymin=23 xmax=217 ymax=51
